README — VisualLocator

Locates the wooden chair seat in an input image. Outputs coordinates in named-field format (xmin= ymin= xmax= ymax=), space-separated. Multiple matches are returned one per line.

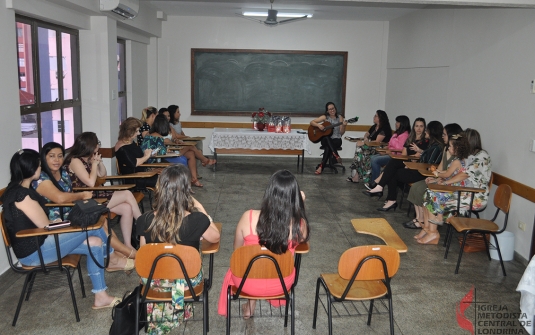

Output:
xmin=448 ymin=217 xmax=499 ymax=233
xmin=141 ymin=281 xmax=204 ymax=301
xmin=21 ymin=254 xmax=82 ymax=270
xmin=320 ymin=273 xmax=387 ymax=300
xmin=229 ymin=285 xmax=286 ymax=301
xmin=132 ymin=191 xmax=145 ymax=204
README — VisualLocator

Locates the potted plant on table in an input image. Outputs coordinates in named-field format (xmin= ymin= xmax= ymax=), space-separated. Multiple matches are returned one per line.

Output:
xmin=251 ymin=108 xmax=272 ymax=131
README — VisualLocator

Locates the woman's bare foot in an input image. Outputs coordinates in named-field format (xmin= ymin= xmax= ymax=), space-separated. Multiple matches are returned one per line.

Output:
xmin=241 ymin=300 xmax=256 ymax=319
xmin=414 ymin=229 xmax=427 ymax=240
xmin=93 ymin=291 xmax=121 ymax=309
xmin=202 ymin=158 xmax=217 ymax=167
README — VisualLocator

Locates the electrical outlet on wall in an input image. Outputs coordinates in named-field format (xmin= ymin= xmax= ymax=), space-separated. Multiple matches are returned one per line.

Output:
xmin=519 ymin=221 xmax=527 ymax=231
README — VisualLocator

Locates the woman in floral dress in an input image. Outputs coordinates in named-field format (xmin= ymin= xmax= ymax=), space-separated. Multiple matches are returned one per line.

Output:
xmin=417 ymin=134 xmax=472 ymax=244
xmin=136 ymin=164 xmax=220 ymax=334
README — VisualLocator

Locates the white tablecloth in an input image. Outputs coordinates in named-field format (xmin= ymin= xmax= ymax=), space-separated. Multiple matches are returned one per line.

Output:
xmin=209 ymin=128 xmax=311 ymax=154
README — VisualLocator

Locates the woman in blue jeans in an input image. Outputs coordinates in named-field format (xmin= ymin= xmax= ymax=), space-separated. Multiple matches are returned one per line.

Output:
xmin=1 ymin=149 xmax=126 ymax=309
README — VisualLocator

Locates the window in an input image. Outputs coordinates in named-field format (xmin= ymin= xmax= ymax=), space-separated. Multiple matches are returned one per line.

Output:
xmin=117 ymin=39 xmax=126 ymax=123
xmin=16 ymin=15 xmax=82 ymax=150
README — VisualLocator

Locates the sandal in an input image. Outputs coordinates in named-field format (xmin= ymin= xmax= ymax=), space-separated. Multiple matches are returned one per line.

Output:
xmin=346 ymin=176 xmax=359 ymax=183
xmin=106 ymin=258 xmax=135 ymax=273
xmin=403 ymin=219 xmax=423 ymax=229
xmin=92 ymin=297 xmax=122 ymax=310
xmin=202 ymin=158 xmax=217 ymax=167
xmin=417 ymin=231 xmax=440 ymax=245
xmin=414 ymin=229 xmax=427 ymax=240
xmin=314 ymin=164 xmax=323 ymax=175
xmin=191 ymin=179 xmax=204 ymax=188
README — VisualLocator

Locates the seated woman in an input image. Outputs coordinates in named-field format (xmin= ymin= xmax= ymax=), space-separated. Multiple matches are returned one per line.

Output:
xmin=137 ymin=106 xmax=158 ymax=146
xmin=2 ymin=149 xmax=125 ymax=309
xmin=348 ymin=110 xmax=392 ymax=183
xmin=33 ymin=142 xmax=135 ymax=267
xmin=136 ymin=164 xmax=220 ymax=334
xmin=217 ymin=169 xmax=310 ymax=318
xmin=115 ymin=117 xmax=159 ymax=188
xmin=363 ymin=121 xmax=444 ymax=211
xmin=165 ymin=105 xmax=216 ymax=167
xmin=348 ymin=115 xmax=409 ymax=183
xmin=417 ymin=133 xmax=471 ymax=244
xmin=142 ymin=115 xmax=208 ymax=188
xmin=310 ymin=102 xmax=348 ymax=175
xmin=64 ymin=132 xmax=142 ymax=257
xmin=403 ymin=123 xmax=463 ymax=229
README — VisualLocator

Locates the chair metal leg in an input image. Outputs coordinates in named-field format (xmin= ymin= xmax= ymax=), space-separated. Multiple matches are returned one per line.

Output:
xmin=492 ymin=233 xmax=507 ymax=276
xmin=226 ymin=286 xmax=232 ymax=335
xmin=482 ymin=233 xmax=491 ymax=260
xmin=443 ymin=225 xmax=451 ymax=247
xmin=65 ymin=266 xmax=80 ymax=322
xmin=77 ymin=263 xmax=86 ymax=298
xmin=455 ymin=232 xmax=469 ymax=274
xmin=312 ymin=278 xmax=321 ymax=329
xmin=367 ymin=299 xmax=374 ymax=325
xmin=203 ymin=287 xmax=208 ymax=335
xmin=388 ymin=295 xmax=395 ymax=335
xmin=135 ymin=290 xmax=140 ymax=335
xmin=13 ymin=273 xmax=32 ymax=326
xmin=291 ymin=290 xmax=295 ymax=335
xmin=284 ymin=298 xmax=289 ymax=327
xmin=326 ymin=291 xmax=333 ymax=335
xmin=24 ymin=272 xmax=36 ymax=301
xmin=444 ymin=226 xmax=454 ymax=259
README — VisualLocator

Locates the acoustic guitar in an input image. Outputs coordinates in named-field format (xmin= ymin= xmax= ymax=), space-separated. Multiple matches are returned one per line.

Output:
xmin=307 ymin=116 xmax=359 ymax=143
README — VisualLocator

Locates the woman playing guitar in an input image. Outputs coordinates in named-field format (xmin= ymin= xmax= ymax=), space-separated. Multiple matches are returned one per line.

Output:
xmin=310 ymin=102 xmax=348 ymax=174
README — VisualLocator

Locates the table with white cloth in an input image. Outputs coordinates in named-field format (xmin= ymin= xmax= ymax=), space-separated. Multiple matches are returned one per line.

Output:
xmin=209 ymin=128 xmax=311 ymax=172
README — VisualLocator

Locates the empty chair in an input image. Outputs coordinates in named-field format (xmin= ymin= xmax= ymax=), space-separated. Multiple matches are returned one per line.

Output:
xmin=445 ymin=184 xmax=512 ymax=276
xmin=313 ymin=245 xmax=400 ymax=335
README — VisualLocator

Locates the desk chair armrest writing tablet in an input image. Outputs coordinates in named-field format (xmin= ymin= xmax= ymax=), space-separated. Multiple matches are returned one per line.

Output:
xmin=200 ymin=222 xmax=222 ymax=290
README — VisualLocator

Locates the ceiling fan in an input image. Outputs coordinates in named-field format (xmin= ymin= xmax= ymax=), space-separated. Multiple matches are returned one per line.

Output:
xmin=235 ymin=0 xmax=309 ymax=27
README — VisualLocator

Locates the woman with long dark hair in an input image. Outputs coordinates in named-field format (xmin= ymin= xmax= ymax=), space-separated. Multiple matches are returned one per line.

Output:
xmin=217 ymin=170 xmax=310 ymax=318
xmin=348 ymin=114 xmax=409 ymax=183
xmin=136 ymin=164 xmax=220 ymax=333
xmin=2 ymin=149 xmax=124 ymax=309
xmin=310 ymin=102 xmax=348 ymax=174
xmin=65 ymin=132 xmax=142 ymax=257
xmin=403 ymin=123 xmax=463 ymax=229
xmin=33 ymin=142 xmax=135 ymax=265
xmin=348 ymin=110 xmax=392 ymax=182
xmin=417 ymin=134 xmax=472 ymax=244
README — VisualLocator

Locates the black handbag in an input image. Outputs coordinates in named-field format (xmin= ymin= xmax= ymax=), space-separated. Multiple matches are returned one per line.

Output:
xmin=69 ymin=199 xmax=111 ymax=268
xmin=109 ymin=286 xmax=146 ymax=335
xmin=69 ymin=199 xmax=109 ymax=228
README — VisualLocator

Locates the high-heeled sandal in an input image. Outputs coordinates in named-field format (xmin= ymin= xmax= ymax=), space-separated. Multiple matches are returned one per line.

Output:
xmin=314 ymin=164 xmax=323 ymax=175
xmin=191 ymin=179 xmax=204 ymax=188
xmin=417 ymin=231 xmax=440 ymax=244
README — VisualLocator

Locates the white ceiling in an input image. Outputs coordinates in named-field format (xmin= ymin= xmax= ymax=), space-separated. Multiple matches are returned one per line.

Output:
xmin=140 ymin=0 xmax=535 ymax=21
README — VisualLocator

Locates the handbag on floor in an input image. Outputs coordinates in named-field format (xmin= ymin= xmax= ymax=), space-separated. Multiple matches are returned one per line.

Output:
xmin=109 ymin=286 xmax=145 ymax=335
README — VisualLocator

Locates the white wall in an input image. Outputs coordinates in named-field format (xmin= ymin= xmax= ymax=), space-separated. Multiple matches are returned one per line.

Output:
xmin=156 ymin=16 xmax=390 ymax=158
xmin=387 ymin=8 xmax=535 ymax=260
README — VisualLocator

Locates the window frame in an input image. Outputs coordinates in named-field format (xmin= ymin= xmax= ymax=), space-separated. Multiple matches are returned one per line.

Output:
xmin=16 ymin=14 xmax=82 ymax=149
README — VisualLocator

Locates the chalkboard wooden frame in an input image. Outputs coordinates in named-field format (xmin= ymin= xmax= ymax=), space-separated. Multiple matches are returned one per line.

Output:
xmin=191 ymin=48 xmax=348 ymax=117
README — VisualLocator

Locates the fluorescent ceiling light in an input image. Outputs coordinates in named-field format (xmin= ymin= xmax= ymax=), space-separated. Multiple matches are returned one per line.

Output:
xmin=243 ymin=12 xmax=312 ymax=18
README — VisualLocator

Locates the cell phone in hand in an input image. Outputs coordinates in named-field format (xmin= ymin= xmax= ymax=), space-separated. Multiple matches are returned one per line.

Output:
xmin=151 ymin=149 xmax=159 ymax=156
xmin=45 ymin=220 xmax=71 ymax=230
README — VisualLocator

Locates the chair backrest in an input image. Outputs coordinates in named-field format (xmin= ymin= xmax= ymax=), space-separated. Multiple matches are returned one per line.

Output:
xmin=0 ymin=188 xmax=11 ymax=249
xmin=493 ymin=184 xmax=512 ymax=214
xmin=135 ymin=243 xmax=202 ymax=280
xmin=230 ymin=244 xmax=293 ymax=279
xmin=338 ymin=245 xmax=400 ymax=281
xmin=115 ymin=159 xmax=122 ymax=176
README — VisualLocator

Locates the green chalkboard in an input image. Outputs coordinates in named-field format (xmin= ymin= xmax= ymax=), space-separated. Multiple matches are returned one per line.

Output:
xmin=191 ymin=49 xmax=347 ymax=116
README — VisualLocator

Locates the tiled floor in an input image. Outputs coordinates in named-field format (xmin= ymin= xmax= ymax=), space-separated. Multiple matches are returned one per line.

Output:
xmin=0 ymin=156 xmax=528 ymax=334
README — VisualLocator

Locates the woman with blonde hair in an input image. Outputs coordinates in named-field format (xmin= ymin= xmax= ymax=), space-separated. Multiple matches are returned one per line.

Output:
xmin=137 ymin=106 xmax=158 ymax=146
